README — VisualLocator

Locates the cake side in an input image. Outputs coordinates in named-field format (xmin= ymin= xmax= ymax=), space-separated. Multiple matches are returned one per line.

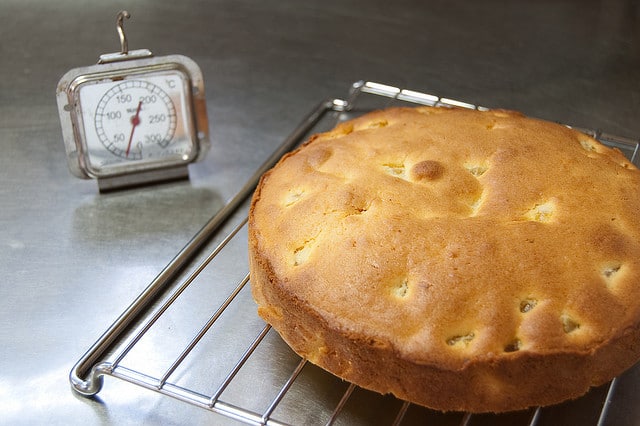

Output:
xmin=249 ymin=245 xmax=640 ymax=412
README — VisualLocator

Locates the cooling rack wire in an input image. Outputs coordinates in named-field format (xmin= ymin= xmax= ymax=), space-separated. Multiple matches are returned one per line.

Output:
xmin=70 ymin=81 xmax=640 ymax=426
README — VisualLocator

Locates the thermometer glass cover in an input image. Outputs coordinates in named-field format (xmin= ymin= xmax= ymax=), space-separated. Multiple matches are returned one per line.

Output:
xmin=75 ymin=69 xmax=196 ymax=176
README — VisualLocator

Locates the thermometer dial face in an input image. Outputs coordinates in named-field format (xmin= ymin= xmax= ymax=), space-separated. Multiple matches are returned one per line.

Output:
xmin=94 ymin=80 xmax=177 ymax=160
xmin=75 ymin=70 xmax=196 ymax=176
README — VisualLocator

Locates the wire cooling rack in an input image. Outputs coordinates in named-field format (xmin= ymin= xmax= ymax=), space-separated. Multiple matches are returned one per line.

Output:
xmin=70 ymin=81 xmax=640 ymax=425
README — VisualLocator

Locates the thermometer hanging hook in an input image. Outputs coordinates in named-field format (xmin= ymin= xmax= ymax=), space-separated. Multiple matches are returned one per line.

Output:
xmin=116 ymin=10 xmax=130 ymax=54
xmin=98 ymin=10 xmax=151 ymax=63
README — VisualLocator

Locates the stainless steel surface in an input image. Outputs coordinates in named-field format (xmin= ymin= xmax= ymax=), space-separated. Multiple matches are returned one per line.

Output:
xmin=63 ymin=82 xmax=640 ymax=426
xmin=2 ymin=1 xmax=640 ymax=425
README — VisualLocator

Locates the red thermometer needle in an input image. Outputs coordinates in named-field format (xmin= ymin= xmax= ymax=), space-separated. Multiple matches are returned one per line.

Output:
xmin=126 ymin=100 xmax=143 ymax=157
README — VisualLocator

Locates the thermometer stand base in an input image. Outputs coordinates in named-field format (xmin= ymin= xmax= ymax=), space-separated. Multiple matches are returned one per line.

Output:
xmin=97 ymin=165 xmax=189 ymax=192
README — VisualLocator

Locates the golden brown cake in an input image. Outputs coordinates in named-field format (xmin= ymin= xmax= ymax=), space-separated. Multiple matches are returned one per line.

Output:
xmin=248 ymin=106 xmax=640 ymax=413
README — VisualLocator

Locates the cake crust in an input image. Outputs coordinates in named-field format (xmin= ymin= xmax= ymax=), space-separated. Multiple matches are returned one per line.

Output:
xmin=248 ymin=106 xmax=640 ymax=412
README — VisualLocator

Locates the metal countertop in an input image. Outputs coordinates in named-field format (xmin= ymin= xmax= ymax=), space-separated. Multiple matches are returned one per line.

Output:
xmin=1 ymin=1 xmax=639 ymax=425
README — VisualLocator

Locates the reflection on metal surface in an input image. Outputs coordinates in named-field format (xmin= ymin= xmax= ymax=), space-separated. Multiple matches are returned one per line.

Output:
xmin=72 ymin=183 xmax=223 ymax=243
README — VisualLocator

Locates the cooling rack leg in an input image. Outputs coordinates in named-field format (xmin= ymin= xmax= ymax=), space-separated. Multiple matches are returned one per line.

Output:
xmin=70 ymin=361 xmax=112 ymax=396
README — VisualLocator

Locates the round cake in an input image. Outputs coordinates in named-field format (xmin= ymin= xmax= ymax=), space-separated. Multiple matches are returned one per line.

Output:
xmin=248 ymin=106 xmax=640 ymax=412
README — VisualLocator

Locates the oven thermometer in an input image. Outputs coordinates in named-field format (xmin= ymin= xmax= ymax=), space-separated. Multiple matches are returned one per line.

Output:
xmin=56 ymin=11 xmax=210 ymax=191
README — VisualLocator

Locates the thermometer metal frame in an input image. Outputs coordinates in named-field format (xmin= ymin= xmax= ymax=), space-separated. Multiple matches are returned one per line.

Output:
xmin=57 ymin=53 xmax=210 ymax=191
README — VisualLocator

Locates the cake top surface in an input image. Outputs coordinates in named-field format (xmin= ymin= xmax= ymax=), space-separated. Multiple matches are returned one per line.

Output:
xmin=249 ymin=106 xmax=640 ymax=369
